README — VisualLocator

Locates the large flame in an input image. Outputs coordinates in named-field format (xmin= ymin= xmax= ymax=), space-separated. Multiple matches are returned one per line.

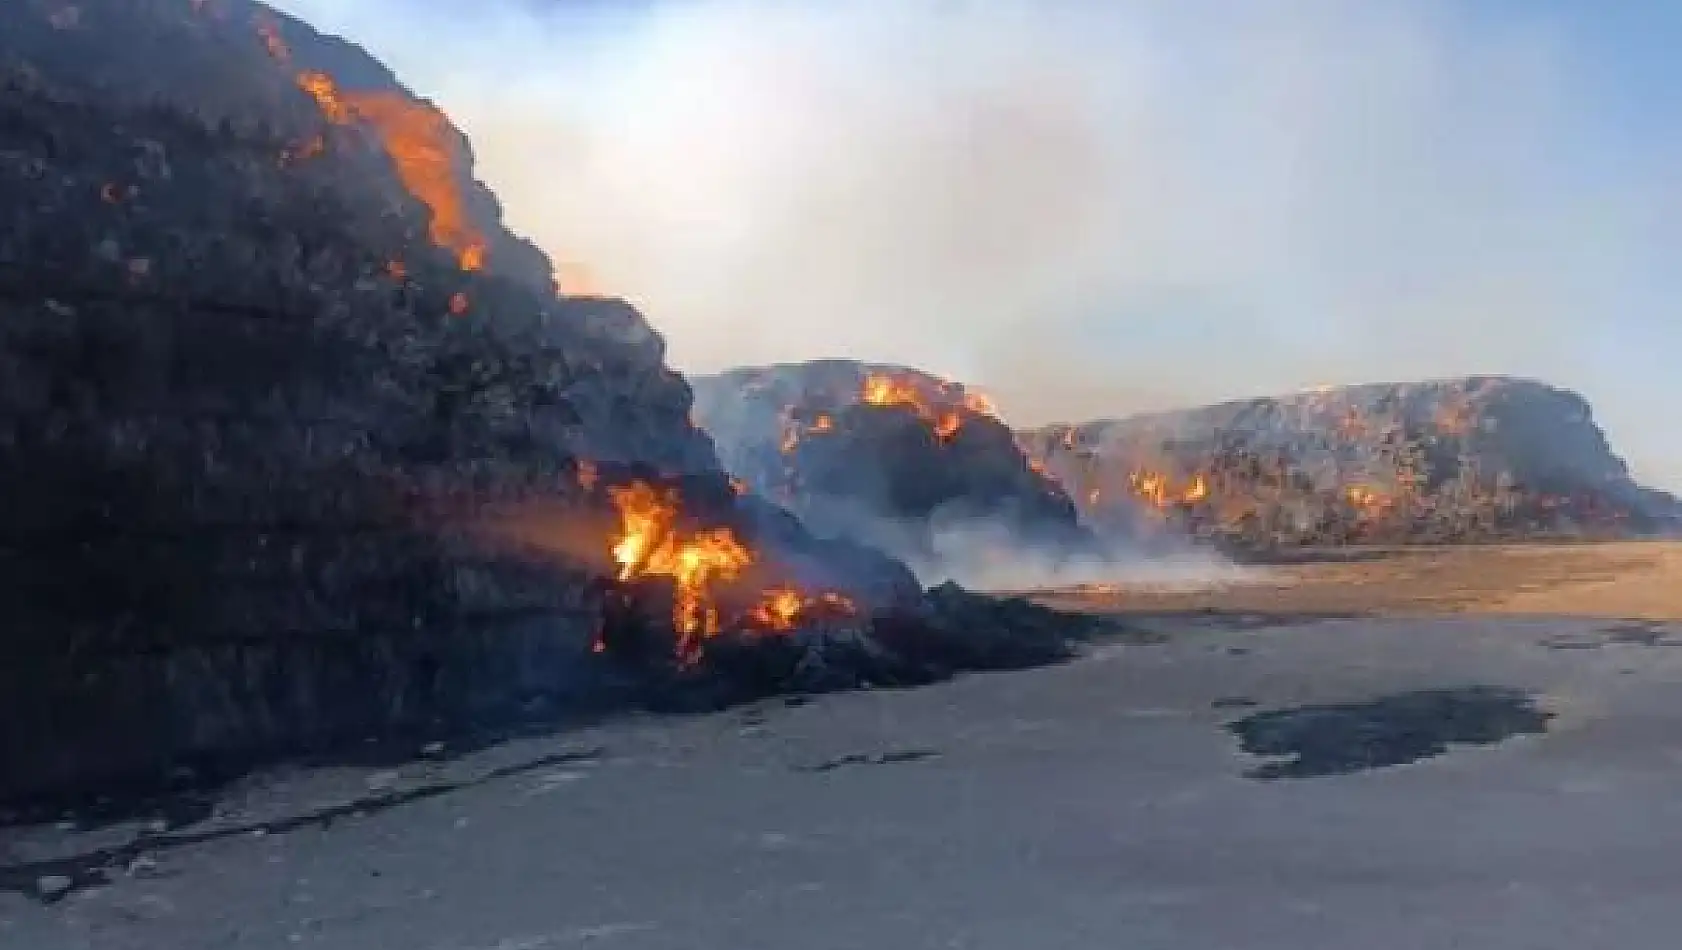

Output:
xmin=605 ymin=480 xmax=855 ymax=664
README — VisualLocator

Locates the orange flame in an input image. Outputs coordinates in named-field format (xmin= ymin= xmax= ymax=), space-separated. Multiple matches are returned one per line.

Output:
xmin=299 ymin=74 xmax=488 ymax=271
xmin=1343 ymin=484 xmax=1391 ymax=517
xmin=861 ymin=373 xmax=923 ymax=408
xmin=258 ymin=23 xmax=488 ymax=273
xmin=859 ymin=373 xmax=970 ymax=443
xmin=961 ymin=391 xmax=998 ymax=418
xmin=746 ymin=589 xmax=855 ymax=632
xmin=608 ymin=481 xmax=754 ymax=662
xmin=605 ymin=480 xmax=852 ymax=664
xmin=1128 ymin=469 xmax=1208 ymax=508
xmin=780 ymin=412 xmax=834 ymax=454
xmin=1183 ymin=473 xmax=1209 ymax=503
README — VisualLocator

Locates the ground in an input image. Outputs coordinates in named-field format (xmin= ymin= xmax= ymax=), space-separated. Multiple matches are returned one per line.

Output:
xmin=6 ymin=542 xmax=1682 ymax=950
xmin=1034 ymin=540 xmax=1682 ymax=620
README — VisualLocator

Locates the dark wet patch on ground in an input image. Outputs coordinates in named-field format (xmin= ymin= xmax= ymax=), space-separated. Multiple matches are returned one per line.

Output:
xmin=0 ymin=747 xmax=604 ymax=905
xmin=795 ymin=748 xmax=942 ymax=773
xmin=1227 ymin=686 xmax=1551 ymax=780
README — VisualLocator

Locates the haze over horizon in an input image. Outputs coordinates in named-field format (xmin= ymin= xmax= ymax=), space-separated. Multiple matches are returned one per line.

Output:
xmin=271 ymin=0 xmax=1682 ymax=491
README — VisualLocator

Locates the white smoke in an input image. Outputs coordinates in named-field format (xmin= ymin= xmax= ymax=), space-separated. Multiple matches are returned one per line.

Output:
xmin=270 ymin=0 xmax=1682 ymax=492
xmin=918 ymin=516 xmax=1260 ymax=594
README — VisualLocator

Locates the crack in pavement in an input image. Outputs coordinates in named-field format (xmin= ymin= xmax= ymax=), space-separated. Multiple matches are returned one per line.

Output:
xmin=0 ymin=747 xmax=605 ymax=905
xmin=794 ymin=748 xmax=941 ymax=773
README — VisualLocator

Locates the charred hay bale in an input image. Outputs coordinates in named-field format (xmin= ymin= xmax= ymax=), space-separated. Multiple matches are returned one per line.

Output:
xmin=633 ymin=583 xmax=1095 ymax=711
xmin=798 ymin=405 xmax=1077 ymax=528
xmin=0 ymin=0 xmax=938 ymax=804
xmin=691 ymin=358 xmax=1096 ymax=566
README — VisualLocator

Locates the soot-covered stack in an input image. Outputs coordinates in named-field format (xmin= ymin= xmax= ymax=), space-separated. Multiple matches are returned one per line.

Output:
xmin=0 ymin=1 xmax=1081 ymax=803
xmin=691 ymin=360 xmax=1094 ymax=573
xmin=1018 ymin=377 xmax=1682 ymax=554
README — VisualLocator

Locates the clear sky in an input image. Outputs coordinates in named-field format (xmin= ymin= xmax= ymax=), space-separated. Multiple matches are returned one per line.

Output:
xmin=272 ymin=0 xmax=1681 ymax=490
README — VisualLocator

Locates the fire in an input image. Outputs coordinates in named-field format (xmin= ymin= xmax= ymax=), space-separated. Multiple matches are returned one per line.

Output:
xmin=301 ymin=75 xmax=488 ymax=272
xmin=608 ymin=482 xmax=754 ymax=661
xmin=1128 ymin=470 xmax=1208 ymax=508
xmin=746 ymin=589 xmax=855 ymax=632
xmin=1130 ymin=470 xmax=1167 ymax=506
xmin=779 ymin=412 xmax=834 ymax=454
xmin=859 ymin=373 xmax=968 ymax=443
xmin=961 ymin=391 xmax=998 ymax=418
xmin=1344 ymin=484 xmax=1390 ymax=516
xmin=256 ymin=23 xmax=488 ymax=273
xmin=746 ymin=587 xmax=805 ymax=631
xmin=605 ymin=480 xmax=853 ymax=664
xmin=448 ymin=292 xmax=470 ymax=316
xmin=1183 ymin=473 xmax=1209 ymax=502
xmin=861 ymin=374 xmax=923 ymax=408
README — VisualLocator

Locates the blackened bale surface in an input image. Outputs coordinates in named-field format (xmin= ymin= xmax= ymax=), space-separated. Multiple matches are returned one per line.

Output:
xmin=0 ymin=0 xmax=956 ymax=803
xmin=691 ymin=360 xmax=1095 ymax=570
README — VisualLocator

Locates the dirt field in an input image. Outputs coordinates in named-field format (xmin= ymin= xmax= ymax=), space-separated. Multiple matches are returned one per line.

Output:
xmin=1032 ymin=540 xmax=1682 ymax=620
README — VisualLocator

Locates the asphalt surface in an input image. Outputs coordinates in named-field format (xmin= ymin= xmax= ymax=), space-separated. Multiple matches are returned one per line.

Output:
xmin=8 ymin=611 xmax=1682 ymax=950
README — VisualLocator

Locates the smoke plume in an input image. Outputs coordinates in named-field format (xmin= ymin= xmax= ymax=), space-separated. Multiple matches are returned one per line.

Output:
xmin=271 ymin=0 xmax=1682 ymax=491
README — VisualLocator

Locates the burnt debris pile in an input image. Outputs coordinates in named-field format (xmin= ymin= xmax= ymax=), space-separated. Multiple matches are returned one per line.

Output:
xmin=0 ymin=1 xmax=1084 ymax=803
xmin=1018 ymin=377 xmax=1682 ymax=555
xmin=690 ymin=360 xmax=1097 ymax=577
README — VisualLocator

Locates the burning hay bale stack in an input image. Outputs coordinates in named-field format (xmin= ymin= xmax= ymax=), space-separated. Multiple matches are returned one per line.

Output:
xmin=0 ymin=1 xmax=1082 ymax=802
xmin=691 ymin=360 xmax=1097 ymax=576
xmin=1018 ymin=377 xmax=1682 ymax=555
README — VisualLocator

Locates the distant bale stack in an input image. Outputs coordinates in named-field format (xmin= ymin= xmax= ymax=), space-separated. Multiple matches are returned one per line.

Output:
xmin=1017 ymin=376 xmax=1682 ymax=554
xmin=691 ymin=360 xmax=1094 ymax=574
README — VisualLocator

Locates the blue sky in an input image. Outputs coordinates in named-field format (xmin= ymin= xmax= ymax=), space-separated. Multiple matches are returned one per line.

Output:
xmin=272 ymin=1 xmax=1681 ymax=490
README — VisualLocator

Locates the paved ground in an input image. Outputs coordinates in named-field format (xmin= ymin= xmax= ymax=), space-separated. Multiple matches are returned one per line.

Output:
xmin=7 ymin=543 xmax=1682 ymax=949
